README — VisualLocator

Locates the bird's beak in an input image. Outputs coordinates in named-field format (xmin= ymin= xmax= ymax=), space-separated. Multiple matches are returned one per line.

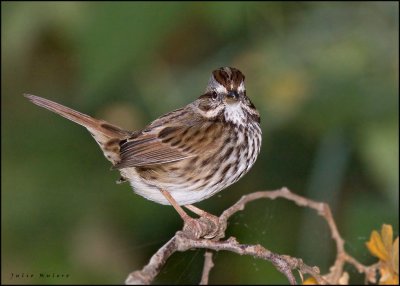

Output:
xmin=225 ymin=91 xmax=239 ymax=104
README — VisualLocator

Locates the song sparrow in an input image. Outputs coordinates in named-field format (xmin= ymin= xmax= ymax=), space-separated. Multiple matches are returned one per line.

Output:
xmin=25 ymin=67 xmax=262 ymax=238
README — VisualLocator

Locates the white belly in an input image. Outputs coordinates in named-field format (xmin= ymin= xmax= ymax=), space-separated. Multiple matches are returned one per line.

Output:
xmin=120 ymin=167 xmax=223 ymax=205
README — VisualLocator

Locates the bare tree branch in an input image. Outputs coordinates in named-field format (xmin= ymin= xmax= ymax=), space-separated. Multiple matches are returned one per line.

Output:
xmin=125 ymin=231 xmax=312 ymax=285
xmin=200 ymin=251 xmax=214 ymax=285
xmin=125 ymin=236 xmax=178 ymax=285
xmin=125 ymin=187 xmax=379 ymax=285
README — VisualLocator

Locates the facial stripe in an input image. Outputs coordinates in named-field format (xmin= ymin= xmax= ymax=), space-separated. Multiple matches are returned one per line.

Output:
xmin=213 ymin=69 xmax=229 ymax=87
xmin=242 ymin=103 xmax=260 ymax=123
xmin=199 ymin=104 xmax=224 ymax=118
xmin=237 ymin=82 xmax=245 ymax=93
xmin=215 ymin=83 xmax=228 ymax=94
xmin=212 ymin=67 xmax=245 ymax=91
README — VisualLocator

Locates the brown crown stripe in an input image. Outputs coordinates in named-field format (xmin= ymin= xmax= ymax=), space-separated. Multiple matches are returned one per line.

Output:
xmin=212 ymin=67 xmax=245 ymax=91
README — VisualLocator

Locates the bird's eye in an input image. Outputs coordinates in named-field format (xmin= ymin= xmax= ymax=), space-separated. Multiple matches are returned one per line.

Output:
xmin=211 ymin=91 xmax=218 ymax=101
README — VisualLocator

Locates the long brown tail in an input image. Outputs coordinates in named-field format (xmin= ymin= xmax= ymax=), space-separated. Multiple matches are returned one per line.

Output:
xmin=24 ymin=94 xmax=131 ymax=164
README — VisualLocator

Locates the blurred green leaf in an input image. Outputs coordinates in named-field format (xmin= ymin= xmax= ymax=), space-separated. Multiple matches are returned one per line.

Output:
xmin=358 ymin=123 xmax=399 ymax=202
xmin=77 ymin=3 xmax=184 ymax=101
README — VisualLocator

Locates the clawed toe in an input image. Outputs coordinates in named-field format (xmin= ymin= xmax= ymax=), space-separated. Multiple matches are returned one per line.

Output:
xmin=182 ymin=215 xmax=221 ymax=239
xmin=199 ymin=214 xmax=220 ymax=239
xmin=183 ymin=217 xmax=206 ymax=239
xmin=179 ymin=205 xmax=224 ymax=239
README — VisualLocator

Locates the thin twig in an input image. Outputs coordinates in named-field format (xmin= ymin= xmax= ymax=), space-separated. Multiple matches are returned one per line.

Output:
xmin=125 ymin=187 xmax=379 ymax=285
xmin=174 ymin=234 xmax=299 ymax=284
xmin=199 ymin=251 xmax=214 ymax=285
xmin=125 ymin=236 xmax=178 ymax=285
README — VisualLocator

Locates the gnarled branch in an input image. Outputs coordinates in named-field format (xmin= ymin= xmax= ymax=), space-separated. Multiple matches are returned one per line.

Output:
xmin=125 ymin=187 xmax=378 ymax=285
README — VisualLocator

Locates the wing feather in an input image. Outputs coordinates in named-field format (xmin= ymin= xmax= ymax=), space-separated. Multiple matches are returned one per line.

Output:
xmin=114 ymin=107 xmax=224 ymax=169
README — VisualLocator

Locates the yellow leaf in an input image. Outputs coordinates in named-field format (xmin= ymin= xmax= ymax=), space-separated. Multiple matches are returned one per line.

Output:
xmin=303 ymin=277 xmax=318 ymax=285
xmin=366 ymin=230 xmax=389 ymax=261
xmin=367 ymin=224 xmax=399 ymax=284
xmin=381 ymin=224 xmax=393 ymax=254
xmin=392 ymin=237 xmax=399 ymax=275
xmin=379 ymin=264 xmax=399 ymax=285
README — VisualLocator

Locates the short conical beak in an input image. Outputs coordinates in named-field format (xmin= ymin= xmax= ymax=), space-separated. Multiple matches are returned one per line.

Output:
xmin=225 ymin=91 xmax=239 ymax=103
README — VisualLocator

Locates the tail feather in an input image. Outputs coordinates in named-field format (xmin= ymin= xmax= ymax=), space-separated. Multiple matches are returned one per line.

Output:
xmin=24 ymin=94 xmax=131 ymax=165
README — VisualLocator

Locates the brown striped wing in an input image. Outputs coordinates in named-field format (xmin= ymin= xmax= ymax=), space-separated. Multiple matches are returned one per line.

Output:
xmin=114 ymin=119 xmax=224 ymax=169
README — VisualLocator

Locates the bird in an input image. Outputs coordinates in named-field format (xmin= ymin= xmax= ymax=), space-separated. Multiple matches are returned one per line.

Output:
xmin=25 ymin=67 xmax=262 ymax=238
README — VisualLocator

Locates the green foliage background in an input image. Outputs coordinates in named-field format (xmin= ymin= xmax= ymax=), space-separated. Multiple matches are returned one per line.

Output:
xmin=2 ymin=2 xmax=398 ymax=284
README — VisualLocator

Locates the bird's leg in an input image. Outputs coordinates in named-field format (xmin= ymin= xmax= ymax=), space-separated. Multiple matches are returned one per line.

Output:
xmin=184 ymin=205 xmax=220 ymax=239
xmin=185 ymin=205 xmax=219 ymax=222
xmin=159 ymin=189 xmax=191 ymax=220
xmin=159 ymin=189 xmax=210 ymax=239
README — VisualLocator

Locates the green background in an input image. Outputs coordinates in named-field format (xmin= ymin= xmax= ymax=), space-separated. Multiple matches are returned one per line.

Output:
xmin=2 ymin=2 xmax=398 ymax=284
